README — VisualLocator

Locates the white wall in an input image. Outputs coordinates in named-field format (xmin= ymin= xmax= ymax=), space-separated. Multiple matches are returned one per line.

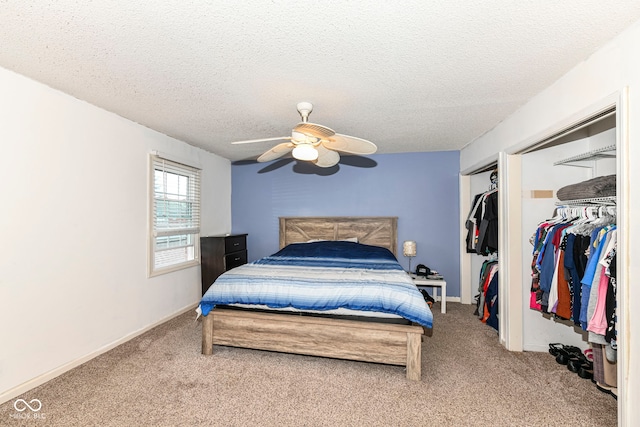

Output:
xmin=460 ymin=18 xmax=640 ymax=425
xmin=0 ymin=66 xmax=231 ymax=403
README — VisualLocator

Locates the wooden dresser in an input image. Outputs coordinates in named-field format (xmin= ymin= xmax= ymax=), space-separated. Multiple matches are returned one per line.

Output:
xmin=200 ymin=234 xmax=248 ymax=295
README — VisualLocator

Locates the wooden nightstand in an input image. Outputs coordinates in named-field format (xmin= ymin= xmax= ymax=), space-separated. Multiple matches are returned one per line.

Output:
xmin=200 ymin=234 xmax=248 ymax=296
xmin=409 ymin=273 xmax=447 ymax=313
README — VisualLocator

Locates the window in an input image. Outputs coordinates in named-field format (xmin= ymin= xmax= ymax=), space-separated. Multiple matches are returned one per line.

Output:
xmin=149 ymin=154 xmax=201 ymax=276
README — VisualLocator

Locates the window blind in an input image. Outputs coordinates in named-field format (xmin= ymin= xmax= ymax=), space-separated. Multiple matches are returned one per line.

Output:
xmin=150 ymin=155 xmax=201 ymax=272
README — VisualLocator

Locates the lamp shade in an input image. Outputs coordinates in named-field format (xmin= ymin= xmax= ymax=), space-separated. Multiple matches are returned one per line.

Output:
xmin=403 ymin=240 xmax=417 ymax=257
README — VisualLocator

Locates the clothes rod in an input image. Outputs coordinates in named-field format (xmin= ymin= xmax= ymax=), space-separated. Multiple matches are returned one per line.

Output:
xmin=555 ymin=196 xmax=616 ymax=206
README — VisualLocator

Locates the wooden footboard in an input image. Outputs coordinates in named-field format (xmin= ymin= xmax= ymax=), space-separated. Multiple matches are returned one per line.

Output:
xmin=202 ymin=308 xmax=424 ymax=381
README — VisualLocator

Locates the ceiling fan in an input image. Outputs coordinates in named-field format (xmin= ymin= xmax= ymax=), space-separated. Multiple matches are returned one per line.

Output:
xmin=231 ymin=102 xmax=377 ymax=168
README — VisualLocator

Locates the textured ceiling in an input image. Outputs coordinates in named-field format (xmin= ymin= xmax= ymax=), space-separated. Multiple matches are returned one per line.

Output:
xmin=2 ymin=1 xmax=640 ymax=162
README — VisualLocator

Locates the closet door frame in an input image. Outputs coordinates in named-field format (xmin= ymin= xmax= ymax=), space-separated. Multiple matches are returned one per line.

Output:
xmin=458 ymin=165 xmax=499 ymax=308
xmin=497 ymin=152 xmax=523 ymax=351
xmin=459 ymin=174 xmax=472 ymax=305
xmin=459 ymin=155 xmax=523 ymax=351
xmin=616 ymin=87 xmax=630 ymax=426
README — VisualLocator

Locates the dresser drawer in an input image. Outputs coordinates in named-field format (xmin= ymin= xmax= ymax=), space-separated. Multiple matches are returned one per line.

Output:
xmin=225 ymin=250 xmax=247 ymax=270
xmin=224 ymin=235 xmax=246 ymax=253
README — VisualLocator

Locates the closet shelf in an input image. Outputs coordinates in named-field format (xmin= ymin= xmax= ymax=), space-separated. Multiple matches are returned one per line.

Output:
xmin=555 ymin=196 xmax=617 ymax=206
xmin=553 ymin=144 xmax=616 ymax=166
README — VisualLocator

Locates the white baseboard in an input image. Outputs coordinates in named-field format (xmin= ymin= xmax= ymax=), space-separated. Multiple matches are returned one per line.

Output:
xmin=0 ymin=303 xmax=198 ymax=405
xmin=523 ymin=344 xmax=551 ymax=353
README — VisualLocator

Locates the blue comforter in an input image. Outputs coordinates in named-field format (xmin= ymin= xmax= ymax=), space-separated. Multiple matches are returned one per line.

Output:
xmin=199 ymin=241 xmax=433 ymax=328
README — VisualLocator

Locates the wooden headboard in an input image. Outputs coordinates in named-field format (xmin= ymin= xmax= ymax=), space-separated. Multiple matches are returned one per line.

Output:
xmin=279 ymin=216 xmax=398 ymax=256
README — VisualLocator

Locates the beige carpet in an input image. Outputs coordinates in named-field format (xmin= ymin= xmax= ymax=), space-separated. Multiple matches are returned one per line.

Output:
xmin=1 ymin=303 xmax=617 ymax=426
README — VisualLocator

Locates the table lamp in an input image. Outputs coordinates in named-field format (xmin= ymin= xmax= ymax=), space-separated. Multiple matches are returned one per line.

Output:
xmin=403 ymin=240 xmax=417 ymax=273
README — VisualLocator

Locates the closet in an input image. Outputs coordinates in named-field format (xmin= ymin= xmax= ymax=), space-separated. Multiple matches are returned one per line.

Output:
xmin=461 ymin=105 xmax=620 ymax=347
xmin=515 ymin=112 xmax=620 ymax=402
xmin=519 ymin=113 xmax=617 ymax=353
xmin=465 ymin=170 xmax=500 ymax=332
xmin=460 ymin=91 xmax=630 ymax=421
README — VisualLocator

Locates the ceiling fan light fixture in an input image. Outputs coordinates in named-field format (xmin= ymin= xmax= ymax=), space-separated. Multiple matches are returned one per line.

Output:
xmin=231 ymin=102 xmax=376 ymax=165
xmin=292 ymin=143 xmax=318 ymax=161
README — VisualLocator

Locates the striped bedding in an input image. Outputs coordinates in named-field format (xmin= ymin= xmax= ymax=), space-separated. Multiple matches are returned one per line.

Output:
xmin=199 ymin=241 xmax=433 ymax=329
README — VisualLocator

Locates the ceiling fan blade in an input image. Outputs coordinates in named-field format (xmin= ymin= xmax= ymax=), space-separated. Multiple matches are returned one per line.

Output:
xmin=257 ymin=143 xmax=294 ymax=162
xmin=314 ymin=144 xmax=340 ymax=168
xmin=294 ymin=122 xmax=336 ymax=139
xmin=322 ymin=134 xmax=377 ymax=155
xmin=231 ymin=136 xmax=291 ymax=145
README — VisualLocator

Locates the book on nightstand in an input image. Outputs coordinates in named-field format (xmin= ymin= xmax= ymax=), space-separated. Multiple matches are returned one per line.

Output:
xmin=427 ymin=274 xmax=443 ymax=280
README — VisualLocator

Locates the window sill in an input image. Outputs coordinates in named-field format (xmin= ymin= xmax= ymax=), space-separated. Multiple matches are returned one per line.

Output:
xmin=148 ymin=259 xmax=200 ymax=278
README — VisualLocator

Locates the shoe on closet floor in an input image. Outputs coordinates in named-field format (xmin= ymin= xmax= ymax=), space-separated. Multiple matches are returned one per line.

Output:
xmin=548 ymin=343 xmax=563 ymax=356
xmin=577 ymin=362 xmax=593 ymax=380
xmin=595 ymin=382 xmax=618 ymax=400
xmin=553 ymin=345 xmax=582 ymax=365
xmin=567 ymin=350 xmax=593 ymax=377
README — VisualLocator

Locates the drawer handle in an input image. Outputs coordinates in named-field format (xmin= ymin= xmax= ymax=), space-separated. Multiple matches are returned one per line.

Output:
xmin=234 ymin=257 xmax=240 ymax=261
xmin=233 ymin=242 xmax=240 ymax=246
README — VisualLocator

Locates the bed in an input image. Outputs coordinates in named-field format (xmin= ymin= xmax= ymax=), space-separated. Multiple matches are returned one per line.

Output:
xmin=200 ymin=216 xmax=433 ymax=380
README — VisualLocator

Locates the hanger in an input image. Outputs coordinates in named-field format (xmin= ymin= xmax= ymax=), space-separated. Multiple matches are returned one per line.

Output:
xmin=489 ymin=168 xmax=498 ymax=191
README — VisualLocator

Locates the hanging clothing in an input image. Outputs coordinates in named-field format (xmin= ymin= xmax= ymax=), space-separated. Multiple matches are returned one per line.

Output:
xmin=477 ymin=191 xmax=499 ymax=255
xmin=528 ymin=204 xmax=618 ymax=389
xmin=484 ymin=271 xmax=499 ymax=331
xmin=564 ymin=233 xmax=589 ymax=325
xmin=604 ymin=253 xmax=617 ymax=345
xmin=528 ymin=206 xmax=616 ymax=333
xmin=465 ymin=193 xmax=483 ymax=253
xmin=465 ymin=189 xmax=498 ymax=255
xmin=475 ymin=259 xmax=499 ymax=332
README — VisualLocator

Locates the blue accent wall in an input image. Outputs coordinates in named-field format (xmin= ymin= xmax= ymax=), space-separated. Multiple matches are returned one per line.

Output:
xmin=231 ymin=151 xmax=461 ymax=297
